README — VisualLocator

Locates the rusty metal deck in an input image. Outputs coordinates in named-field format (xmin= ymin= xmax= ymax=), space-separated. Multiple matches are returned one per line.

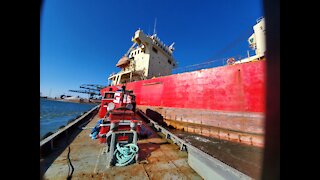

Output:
xmin=42 ymin=114 xmax=202 ymax=180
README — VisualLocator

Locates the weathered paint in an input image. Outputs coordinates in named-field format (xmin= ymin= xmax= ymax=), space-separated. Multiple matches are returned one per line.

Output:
xmin=42 ymin=113 xmax=201 ymax=180
xmin=100 ymin=60 xmax=266 ymax=146
xmin=138 ymin=106 xmax=264 ymax=147
xmin=138 ymin=106 xmax=264 ymax=134
xmin=138 ymin=110 xmax=258 ymax=179
xmin=101 ymin=60 xmax=265 ymax=113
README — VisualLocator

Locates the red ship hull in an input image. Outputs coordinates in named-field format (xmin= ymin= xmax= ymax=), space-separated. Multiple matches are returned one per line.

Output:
xmin=100 ymin=60 xmax=266 ymax=147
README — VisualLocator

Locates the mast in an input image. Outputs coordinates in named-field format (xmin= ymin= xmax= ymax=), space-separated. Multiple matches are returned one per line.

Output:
xmin=153 ymin=18 xmax=157 ymax=35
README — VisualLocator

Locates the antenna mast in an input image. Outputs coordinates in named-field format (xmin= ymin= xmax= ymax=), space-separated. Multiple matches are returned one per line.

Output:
xmin=153 ymin=18 xmax=157 ymax=35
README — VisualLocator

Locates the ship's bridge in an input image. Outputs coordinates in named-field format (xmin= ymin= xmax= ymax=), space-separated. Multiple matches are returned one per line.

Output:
xmin=108 ymin=29 xmax=177 ymax=85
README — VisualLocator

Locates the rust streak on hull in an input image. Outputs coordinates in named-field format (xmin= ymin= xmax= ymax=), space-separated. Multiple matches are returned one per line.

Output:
xmin=138 ymin=105 xmax=264 ymax=147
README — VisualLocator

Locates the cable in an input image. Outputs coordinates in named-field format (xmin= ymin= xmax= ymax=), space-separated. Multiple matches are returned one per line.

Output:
xmin=66 ymin=146 xmax=74 ymax=180
xmin=65 ymin=121 xmax=76 ymax=179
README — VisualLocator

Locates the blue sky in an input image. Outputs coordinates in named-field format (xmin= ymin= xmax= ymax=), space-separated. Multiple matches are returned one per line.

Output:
xmin=40 ymin=0 xmax=263 ymax=98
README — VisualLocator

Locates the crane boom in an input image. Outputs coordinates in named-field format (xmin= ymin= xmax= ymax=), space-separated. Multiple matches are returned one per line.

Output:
xmin=80 ymin=84 xmax=105 ymax=89
xmin=68 ymin=84 xmax=105 ymax=99
xmin=79 ymin=86 xmax=101 ymax=91
xmin=69 ymin=89 xmax=100 ymax=95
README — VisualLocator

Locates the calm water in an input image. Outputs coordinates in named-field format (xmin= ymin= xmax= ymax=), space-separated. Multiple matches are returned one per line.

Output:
xmin=40 ymin=98 xmax=96 ymax=139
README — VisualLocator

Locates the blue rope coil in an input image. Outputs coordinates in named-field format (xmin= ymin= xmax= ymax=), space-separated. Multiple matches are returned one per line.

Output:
xmin=114 ymin=143 xmax=139 ymax=167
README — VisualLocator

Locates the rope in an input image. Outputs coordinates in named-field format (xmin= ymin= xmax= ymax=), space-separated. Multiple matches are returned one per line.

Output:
xmin=113 ymin=143 xmax=139 ymax=167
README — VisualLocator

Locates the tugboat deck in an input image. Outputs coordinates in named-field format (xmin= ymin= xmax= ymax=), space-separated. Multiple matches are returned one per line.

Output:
xmin=41 ymin=113 xmax=202 ymax=180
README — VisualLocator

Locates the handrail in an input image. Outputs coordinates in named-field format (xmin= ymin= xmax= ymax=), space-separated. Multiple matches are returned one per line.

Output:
xmin=40 ymin=105 xmax=99 ymax=147
xmin=137 ymin=109 xmax=252 ymax=180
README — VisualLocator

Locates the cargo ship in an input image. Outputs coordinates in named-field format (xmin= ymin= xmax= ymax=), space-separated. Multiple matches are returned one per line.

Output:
xmin=41 ymin=86 xmax=258 ymax=180
xmin=99 ymin=17 xmax=266 ymax=148
xmin=41 ymin=17 xmax=266 ymax=180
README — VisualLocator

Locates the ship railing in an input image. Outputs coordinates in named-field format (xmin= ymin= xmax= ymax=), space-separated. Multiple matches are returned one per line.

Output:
xmin=256 ymin=16 xmax=264 ymax=23
xmin=137 ymin=109 xmax=251 ymax=180
xmin=172 ymin=58 xmax=227 ymax=74
xmin=172 ymin=55 xmax=252 ymax=74
xmin=40 ymin=105 xmax=100 ymax=153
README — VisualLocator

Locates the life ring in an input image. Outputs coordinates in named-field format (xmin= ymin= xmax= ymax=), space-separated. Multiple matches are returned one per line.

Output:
xmin=227 ymin=58 xmax=236 ymax=65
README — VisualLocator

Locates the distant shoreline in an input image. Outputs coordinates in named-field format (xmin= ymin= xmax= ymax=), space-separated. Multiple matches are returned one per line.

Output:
xmin=41 ymin=97 xmax=100 ymax=105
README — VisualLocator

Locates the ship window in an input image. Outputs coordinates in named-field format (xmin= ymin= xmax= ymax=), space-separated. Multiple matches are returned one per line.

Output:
xmin=104 ymin=93 xmax=115 ymax=99
xmin=168 ymin=59 xmax=172 ymax=64
xmin=152 ymin=47 xmax=158 ymax=53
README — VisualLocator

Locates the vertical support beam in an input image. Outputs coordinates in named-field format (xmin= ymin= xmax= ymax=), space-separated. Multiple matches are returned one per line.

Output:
xmin=117 ymin=75 xmax=121 ymax=85
xmin=107 ymin=132 xmax=116 ymax=167
xmin=114 ymin=76 xmax=118 ymax=85
xmin=130 ymin=72 xmax=133 ymax=82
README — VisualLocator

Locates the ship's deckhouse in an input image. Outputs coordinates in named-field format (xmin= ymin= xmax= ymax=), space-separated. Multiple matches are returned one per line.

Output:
xmin=108 ymin=30 xmax=177 ymax=85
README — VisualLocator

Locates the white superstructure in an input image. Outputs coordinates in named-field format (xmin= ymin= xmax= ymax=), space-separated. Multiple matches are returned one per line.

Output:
xmin=249 ymin=17 xmax=266 ymax=57
xmin=235 ymin=17 xmax=266 ymax=64
xmin=108 ymin=30 xmax=177 ymax=85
